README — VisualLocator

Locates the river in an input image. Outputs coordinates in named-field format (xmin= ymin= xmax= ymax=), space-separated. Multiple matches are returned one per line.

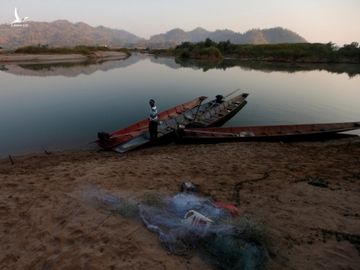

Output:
xmin=0 ymin=54 xmax=359 ymax=156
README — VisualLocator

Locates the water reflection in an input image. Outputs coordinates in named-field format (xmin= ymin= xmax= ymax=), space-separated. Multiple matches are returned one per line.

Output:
xmin=0 ymin=54 xmax=359 ymax=156
xmin=169 ymin=58 xmax=360 ymax=78
xmin=1 ymin=53 xmax=359 ymax=78
xmin=1 ymin=54 xmax=146 ymax=77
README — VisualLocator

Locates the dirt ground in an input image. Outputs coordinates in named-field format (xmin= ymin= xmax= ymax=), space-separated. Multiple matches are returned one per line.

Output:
xmin=0 ymin=138 xmax=359 ymax=270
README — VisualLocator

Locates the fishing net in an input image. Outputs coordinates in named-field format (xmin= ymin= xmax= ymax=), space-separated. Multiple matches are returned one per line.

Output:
xmin=82 ymin=187 xmax=269 ymax=270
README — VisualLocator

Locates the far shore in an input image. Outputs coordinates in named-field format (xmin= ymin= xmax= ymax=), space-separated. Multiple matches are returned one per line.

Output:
xmin=0 ymin=51 xmax=129 ymax=64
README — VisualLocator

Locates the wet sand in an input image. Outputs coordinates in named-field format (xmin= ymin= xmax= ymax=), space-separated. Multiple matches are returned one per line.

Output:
xmin=0 ymin=138 xmax=359 ymax=269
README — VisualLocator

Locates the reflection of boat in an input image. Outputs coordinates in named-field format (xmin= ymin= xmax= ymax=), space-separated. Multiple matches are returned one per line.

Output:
xmin=176 ymin=122 xmax=360 ymax=143
xmin=112 ymin=93 xmax=249 ymax=153
xmin=97 ymin=96 xmax=207 ymax=150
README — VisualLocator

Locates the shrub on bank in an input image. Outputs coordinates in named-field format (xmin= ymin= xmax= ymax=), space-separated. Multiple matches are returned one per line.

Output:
xmin=175 ymin=41 xmax=223 ymax=60
xmin=192 ymin=46 xmax=223 ymax=60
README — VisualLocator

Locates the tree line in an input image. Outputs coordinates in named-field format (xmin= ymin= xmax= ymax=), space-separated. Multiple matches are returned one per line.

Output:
xmin=165 ymin=39 xmax=360 ymax=63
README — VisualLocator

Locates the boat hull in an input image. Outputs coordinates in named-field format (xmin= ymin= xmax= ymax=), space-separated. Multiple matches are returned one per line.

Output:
xmin=177 ymin=122 xmax=360 ymax=143
xmin=97 ymin=96 xmax=207 ymax=150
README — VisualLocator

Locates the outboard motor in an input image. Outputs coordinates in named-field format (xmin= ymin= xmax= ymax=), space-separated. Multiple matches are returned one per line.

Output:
xmin=97 ymin=132 xmax=111 ymax=142
xmin=215 ymin=94 xmax=224 ymax=103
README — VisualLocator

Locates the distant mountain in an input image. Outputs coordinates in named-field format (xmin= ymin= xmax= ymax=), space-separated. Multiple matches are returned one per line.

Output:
xmin=188 ymin=27 xmax=212 ymax=42
xmin=148 ymin=27 xmax=307 ymax=48
xmin=0 ymin=20 xmax=307 ymax=49
xmin=0 ymin=20 xmax=145 ymax=49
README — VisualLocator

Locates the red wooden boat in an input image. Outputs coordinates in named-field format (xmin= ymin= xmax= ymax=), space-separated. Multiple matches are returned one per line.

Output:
xmin=177 ymin=121 xmax=360 ymax=143
xmin=113 ymin=93 xmax=249 ymax=153
xmin=97 ymin=96 xmax=207 ymax=150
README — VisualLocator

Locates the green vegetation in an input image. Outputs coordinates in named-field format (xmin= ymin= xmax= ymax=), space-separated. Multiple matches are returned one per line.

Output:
xmin=14 ymin=44 xmax=131 ymax=57
xmin=153 ymin=39 xmax=360 ymax=63
xmin=173 ymin=39 xmax=223 ymax=60
xmin=217 ymin=41 xmax=360 ymax=63
xmin=173 ymin=58 xmax=360 ymax=77
xmin=15 ymin=45 xmax=109 ymax=55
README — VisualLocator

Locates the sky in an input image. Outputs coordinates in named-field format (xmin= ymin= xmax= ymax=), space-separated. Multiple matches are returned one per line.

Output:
xmin=1 ymin=0 xmax=359 ymax=45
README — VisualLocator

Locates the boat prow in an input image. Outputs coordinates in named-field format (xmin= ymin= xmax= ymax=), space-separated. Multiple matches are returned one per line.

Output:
xmin=97 ymin=96 xmax=207 ymax=150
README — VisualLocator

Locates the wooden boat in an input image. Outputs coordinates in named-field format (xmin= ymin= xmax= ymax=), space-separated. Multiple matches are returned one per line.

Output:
xmin=97 ymin=96 xmax=207 ymax=150
xmin=190 ymin=93 xmax=249 ymax=128
xmin=113 ymin=93 xmax=249 ymax=153
xmin=176 ymin=121 xmax=360 ymax=143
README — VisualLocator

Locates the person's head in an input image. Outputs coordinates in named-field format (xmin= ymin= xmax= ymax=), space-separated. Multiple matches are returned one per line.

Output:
xmin=149 ymin=99 xmax=155 ymax=107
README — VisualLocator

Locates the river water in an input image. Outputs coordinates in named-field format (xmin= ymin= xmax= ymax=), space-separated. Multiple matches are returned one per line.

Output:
xmin=1 ymin=54 xmax=359 ymax=156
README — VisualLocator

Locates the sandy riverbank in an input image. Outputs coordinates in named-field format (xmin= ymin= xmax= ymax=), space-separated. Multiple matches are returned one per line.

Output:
xmin=0 ymin=138 xmax=359 ymax=269
xmin=0 ymin=51 xmax=128 ymax=64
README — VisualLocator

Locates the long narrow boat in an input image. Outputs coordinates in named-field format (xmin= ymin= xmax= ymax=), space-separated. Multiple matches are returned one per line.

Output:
xmin=190 ymin=93 xmax=249 ymax=128
xmin=97 ymin=96 xmax=207 ymax=150
xmin=176 ymin=121 xmax=360 ymax=143
xmin=113 ymin=93 xmax=249 ymax=153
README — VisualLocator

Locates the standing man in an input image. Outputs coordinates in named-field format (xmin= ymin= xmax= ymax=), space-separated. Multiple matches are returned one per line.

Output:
xmin=148 ymin=99 xmax=159 ymax=139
